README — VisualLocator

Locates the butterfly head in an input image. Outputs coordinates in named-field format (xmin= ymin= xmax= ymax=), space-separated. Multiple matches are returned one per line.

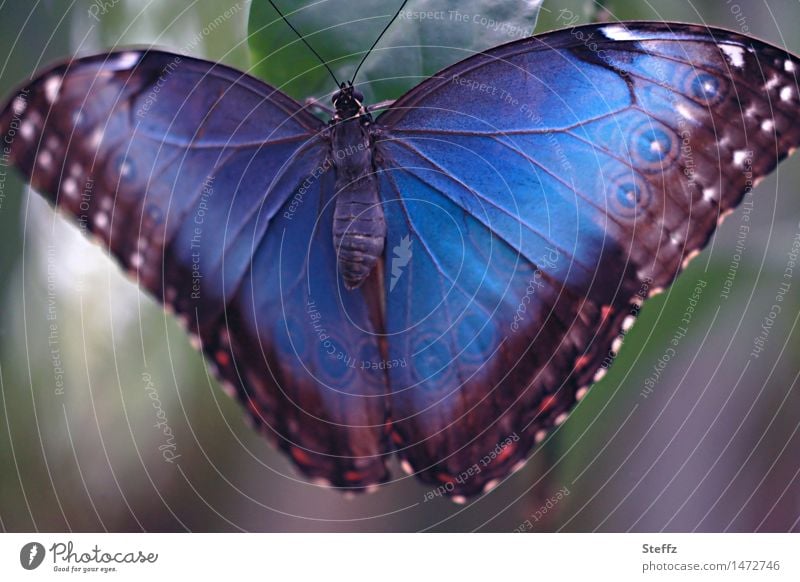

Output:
xmin=332 ymin=83 xmax=365 ymax=120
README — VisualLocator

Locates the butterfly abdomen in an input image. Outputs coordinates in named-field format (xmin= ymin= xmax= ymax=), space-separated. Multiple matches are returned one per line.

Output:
xmin=331 ymin=117 xmax=385 ymax=290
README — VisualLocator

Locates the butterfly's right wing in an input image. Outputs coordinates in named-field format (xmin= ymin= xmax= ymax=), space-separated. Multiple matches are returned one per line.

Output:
xmin=373 ymin=23 xmax=800 ymax=496
xmin=0 ymin=50 xmax=391 ymax=489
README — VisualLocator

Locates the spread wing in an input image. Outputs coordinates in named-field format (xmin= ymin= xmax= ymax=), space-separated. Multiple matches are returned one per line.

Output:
xmin=374 ymin=22 xmax=800 ymax=497
xmin=0 ymin=50 xmax=391 ymax=490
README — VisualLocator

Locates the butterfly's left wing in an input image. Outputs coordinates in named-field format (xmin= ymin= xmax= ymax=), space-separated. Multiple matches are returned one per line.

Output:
xmin=1 ymin=50 xmax=392 ymax=489
xmin=374 ymin=22 xmax=800 ymax=497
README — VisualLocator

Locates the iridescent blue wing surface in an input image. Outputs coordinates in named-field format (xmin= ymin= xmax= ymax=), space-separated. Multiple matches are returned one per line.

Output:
xmin=0 ymin=51 xmax=391 ymax=489
xmin=375 ymin=23 xmax=800 ymax=497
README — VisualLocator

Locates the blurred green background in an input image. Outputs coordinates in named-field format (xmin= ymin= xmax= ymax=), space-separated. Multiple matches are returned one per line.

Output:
xmin=0 ymin=0 xmax=798 ymax=532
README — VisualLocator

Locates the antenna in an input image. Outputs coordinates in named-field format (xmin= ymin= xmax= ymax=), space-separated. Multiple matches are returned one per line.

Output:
xmin=351 ymin=0 xmax=408 ymax=83
xmin=266 ymin=0 xmax=340 ymax=86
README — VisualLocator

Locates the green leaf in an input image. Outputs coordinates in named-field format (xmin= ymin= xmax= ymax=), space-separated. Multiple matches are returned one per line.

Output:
xmin=248 ymin=0 xmax=543 ymax=104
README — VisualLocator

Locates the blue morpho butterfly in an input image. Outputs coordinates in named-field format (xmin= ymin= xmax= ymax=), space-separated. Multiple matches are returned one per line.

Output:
xmin=1 ymin=3 xmax=799 ymax=501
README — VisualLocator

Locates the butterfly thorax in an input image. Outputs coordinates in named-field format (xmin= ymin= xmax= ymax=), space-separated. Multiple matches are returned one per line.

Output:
xmin=330 ymin=86 xmax=386 ymax=290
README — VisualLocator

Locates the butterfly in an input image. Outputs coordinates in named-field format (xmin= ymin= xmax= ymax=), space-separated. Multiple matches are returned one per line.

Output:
xmin=1 ymin=16 xmax=798 ymax=502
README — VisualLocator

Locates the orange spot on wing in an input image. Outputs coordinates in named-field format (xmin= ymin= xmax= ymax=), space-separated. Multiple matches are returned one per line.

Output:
xmin=574 ymin=355 xmax=591 ymax=370
xmin=343 ymin=470 xmax=362 ymax=482
xmin=437 ymin=473 xmax=454 ymax=484
xmin=216 ymin=350 xmax=230 ymax=367
xmin=537 ymin=395 xmax=557 ymax=415
xmin=290 ymin=446 xmax=312 ymax=466
xmin=495 ymin=443 xmax=516 ymax=464
xmin=246 ymin=398 xmax=261 ymax=418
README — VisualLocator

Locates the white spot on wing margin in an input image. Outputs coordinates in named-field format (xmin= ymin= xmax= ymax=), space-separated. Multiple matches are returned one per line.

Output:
xmin=601 ymin=24 xmax=640 ymax=41
xmin=44 ymin=75 xmax=61 ymax=103
xmin=720 ymin=44 xmax=745 ymax=68
xmin=113 ymin=52 xmax=141 ymax=70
